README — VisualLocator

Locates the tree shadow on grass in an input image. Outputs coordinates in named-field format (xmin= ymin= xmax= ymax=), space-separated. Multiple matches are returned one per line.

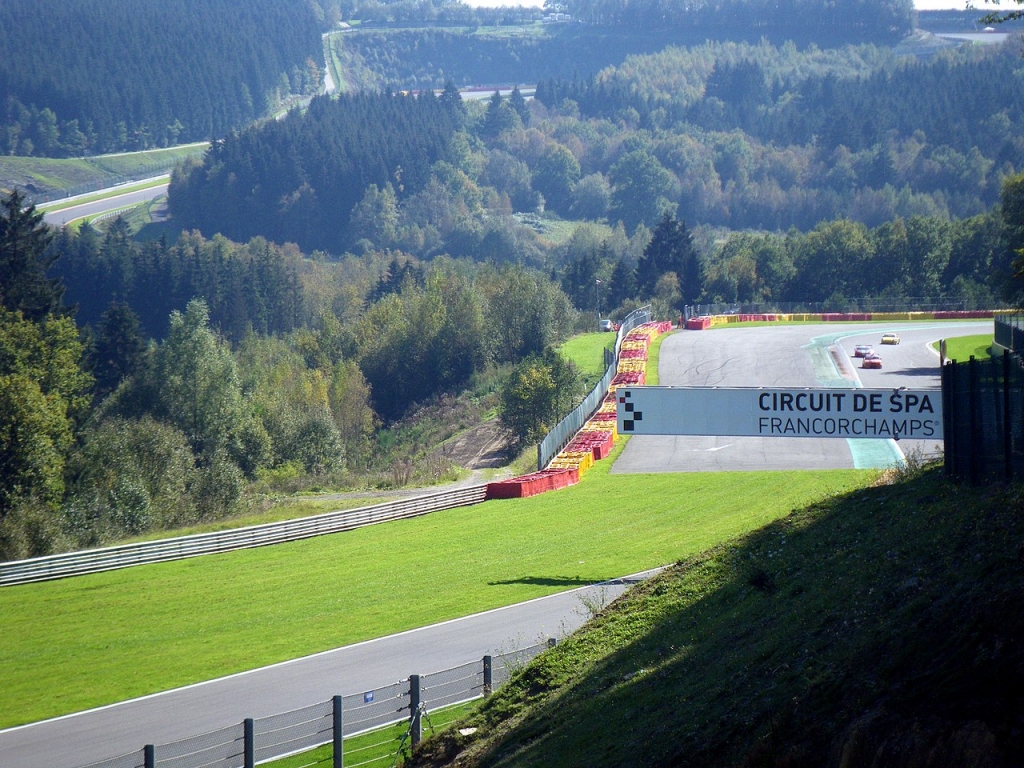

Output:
xmin=488 ymin=575 xmax=614 ymax=587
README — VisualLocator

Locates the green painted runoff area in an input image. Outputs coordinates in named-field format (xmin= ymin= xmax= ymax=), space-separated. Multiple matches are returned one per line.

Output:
xmin=0 ymin=449 xmax=873 ymax=728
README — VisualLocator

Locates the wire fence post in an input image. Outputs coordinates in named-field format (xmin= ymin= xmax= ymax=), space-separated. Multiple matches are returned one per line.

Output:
xmin=409 ymin=674 xmax=422 ymax=748
xmin=482 ymin=656 xmax=492 ymax=697
xmin=244 ymin=718 xmax=255 ymax=768
xmin=969 ymin=356 xmax=982 ymax=485
xmin=144 ymin=745 xmax=155 ymax=768
xmin=942 ymin=360 xmax=954 ymax=479
xmin=333 ymin=694 xmax=344 ymax=768
xmin=1004 ymin=350 xmax=1013 ymax=482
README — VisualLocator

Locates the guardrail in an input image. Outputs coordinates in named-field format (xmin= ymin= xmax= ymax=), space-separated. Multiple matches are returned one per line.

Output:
xmin=536 ymin=305 xmax=651 ymax=470
xmin=0 ymin=485 xmax=488 ymax=587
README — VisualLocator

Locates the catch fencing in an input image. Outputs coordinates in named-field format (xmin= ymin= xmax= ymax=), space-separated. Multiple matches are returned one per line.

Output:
xmin=0 ymin=485 xmax=487 ymax=587
xmin=80 ymin=641 xmax=554 ymax=768
xmin=537 ymin=305 xmax=651 ymax=470
xmin=685 ymin=297 xmax=1013 ymax=319
xmin=942 ymin=349 xmax=1024 ymax=485
xmin=994 ymin=311 xmax=1024 ymax=355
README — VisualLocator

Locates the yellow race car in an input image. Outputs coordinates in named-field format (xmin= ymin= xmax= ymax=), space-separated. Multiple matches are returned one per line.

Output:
xmin=880 ymin=332 xmax=900 ymax=345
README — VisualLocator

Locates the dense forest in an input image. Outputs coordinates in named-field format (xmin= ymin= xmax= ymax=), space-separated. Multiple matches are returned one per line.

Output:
xmin=170 ymin=87 xmax=467 ymax=253
xmin=0 ymin=0 xmax=323 ymax=156
xmin=329 ymin=0 xmax=915 ymax=93
xmin=347 ymin=0 xmax=914 ymax=46
xmin=170 ymin=40 xmax=1024 ymax=310
xmin=0 ymin=0 xmax=917 ymax=159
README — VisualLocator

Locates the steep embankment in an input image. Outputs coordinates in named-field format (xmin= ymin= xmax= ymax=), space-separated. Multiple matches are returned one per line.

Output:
xmin=412 ymin=465 xmax=1024 ymax=767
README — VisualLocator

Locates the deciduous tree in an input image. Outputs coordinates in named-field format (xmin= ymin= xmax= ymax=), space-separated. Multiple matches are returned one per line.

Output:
xmin=0 ymin=309 xmax=92 ymax=516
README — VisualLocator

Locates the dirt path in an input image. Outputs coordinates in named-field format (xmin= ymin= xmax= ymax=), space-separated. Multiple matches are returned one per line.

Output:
xmin=313 ymin=420 xmax=515 ymax=502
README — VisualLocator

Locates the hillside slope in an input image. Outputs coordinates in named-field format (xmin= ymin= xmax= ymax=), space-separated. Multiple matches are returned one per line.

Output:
xmin=412 ymin=465 xmax=1024 ymax=767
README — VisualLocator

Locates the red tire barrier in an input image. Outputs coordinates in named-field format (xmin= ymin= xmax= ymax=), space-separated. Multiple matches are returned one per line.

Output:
xmin=611 ymin=371 xmax=645 ymax=386
xmin=485 ymin=469 xmax=579 ymax=499
xmin=565 ymin=431 xmax=615 ymax=460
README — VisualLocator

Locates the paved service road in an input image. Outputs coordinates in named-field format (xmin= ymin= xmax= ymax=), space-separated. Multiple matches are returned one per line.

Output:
xmin=0 ymin=569 xmax=659 ymax=768
xmin=612 ymin=321 xmax=990 ymax=473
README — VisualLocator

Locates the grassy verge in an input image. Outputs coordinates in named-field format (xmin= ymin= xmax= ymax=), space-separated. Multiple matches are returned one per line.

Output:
xmin=37 ymin=176 xmax=169 ymax=213
xmin=0 ymin=449 xmax=873 ymax=728
xmin=938 ymin=333 xmax=996 ymax=362
xmin=412 ymin=466 xmax=1024 ymax=767
xmin=1 ymin=144 xmax=205 ymax=200
xmin=557 ymin=332 xmax=615 ymax=383
xmin=266 ymin=701 xmax=478 ymax=768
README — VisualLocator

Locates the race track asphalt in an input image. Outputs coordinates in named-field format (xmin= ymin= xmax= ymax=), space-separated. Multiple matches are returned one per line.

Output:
xmin=611 ymin=321 xmax=990 ymax=473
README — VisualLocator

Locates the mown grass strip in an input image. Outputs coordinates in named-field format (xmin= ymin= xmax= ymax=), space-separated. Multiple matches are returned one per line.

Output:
xmin=264 ymin=700 xmax=478 ymax=768
xmin=0 ymin=447 xmax=873 ymax=728
xmin=557 ymin=332 xmax=615 ymax=383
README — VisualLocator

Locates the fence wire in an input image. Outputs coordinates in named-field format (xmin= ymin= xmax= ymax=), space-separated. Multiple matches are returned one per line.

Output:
xmin=943 ymin=350 xmax=1024 ymax=484
xmin=492 ymin=641 xmax=548 ymax=687
xmin=421 ymin=660 xmax=484 ymax=710
xmin=686 ymin=297 xmax=1011 ymax=318
xmin=342 ymin=681 xmax=411 ymax=736
xmin=81 ymin=752 xmax=147 ymax=768
xmin=154 ymin=723 xmax=244 ymax=768
xmin=254 ymin=700 xmax=333 ymax=762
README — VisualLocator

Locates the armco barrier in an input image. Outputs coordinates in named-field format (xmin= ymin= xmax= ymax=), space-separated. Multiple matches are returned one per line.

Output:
xmin=0 ymin=485 xmax=488 ymax=587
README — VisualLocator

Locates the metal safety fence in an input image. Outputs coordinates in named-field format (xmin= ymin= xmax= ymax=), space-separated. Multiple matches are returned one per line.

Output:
xmin=994 ymin=312 xmax=1024 ymax=355
xmin=685 ymin=297 xmax=1013 ymax=319
xmin=0 ymin=485 xmax=488 ymax=586
xmin=537 ymin=305 xmax=651 ymax=470
xmin=942 ymin=349 xmax=1024 ymax=485
xmin=79 ymin=641 xmax=553 ymax=768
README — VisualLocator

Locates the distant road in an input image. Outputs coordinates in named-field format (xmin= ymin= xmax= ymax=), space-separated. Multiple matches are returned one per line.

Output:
xmin=40 ymin=176 xmax=169 ymax=228
xmin=612 ymin=321 xmax=989 ymax=474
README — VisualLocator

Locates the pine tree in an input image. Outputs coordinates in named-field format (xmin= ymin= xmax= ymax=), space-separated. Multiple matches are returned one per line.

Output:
xmin=0 ymin=190 xmax=64 ymax=321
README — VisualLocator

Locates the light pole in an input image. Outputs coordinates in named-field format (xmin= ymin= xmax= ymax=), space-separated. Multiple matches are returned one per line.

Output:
xmin=595 ymin=278 xmax=602 ymax=327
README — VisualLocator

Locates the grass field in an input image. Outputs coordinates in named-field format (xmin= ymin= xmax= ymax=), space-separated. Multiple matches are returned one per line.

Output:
xmin=939 ymin=333 xmax=996 ymax=362
xmin=0 ymin=444 xmax=873 ymax=728
xmin=557 ymin=332 xmax=615 ymax=385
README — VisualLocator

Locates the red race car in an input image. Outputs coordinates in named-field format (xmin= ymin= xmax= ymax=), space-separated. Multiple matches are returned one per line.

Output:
xmin=853 ymin=344 xmax=874 ymax=358
xmin=862 ymin=352 xmax=882 ymax=369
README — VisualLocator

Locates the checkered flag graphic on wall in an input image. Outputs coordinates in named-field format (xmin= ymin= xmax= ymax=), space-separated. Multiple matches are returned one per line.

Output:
xmin=619 ymin=390 xmax=643 ymax=433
